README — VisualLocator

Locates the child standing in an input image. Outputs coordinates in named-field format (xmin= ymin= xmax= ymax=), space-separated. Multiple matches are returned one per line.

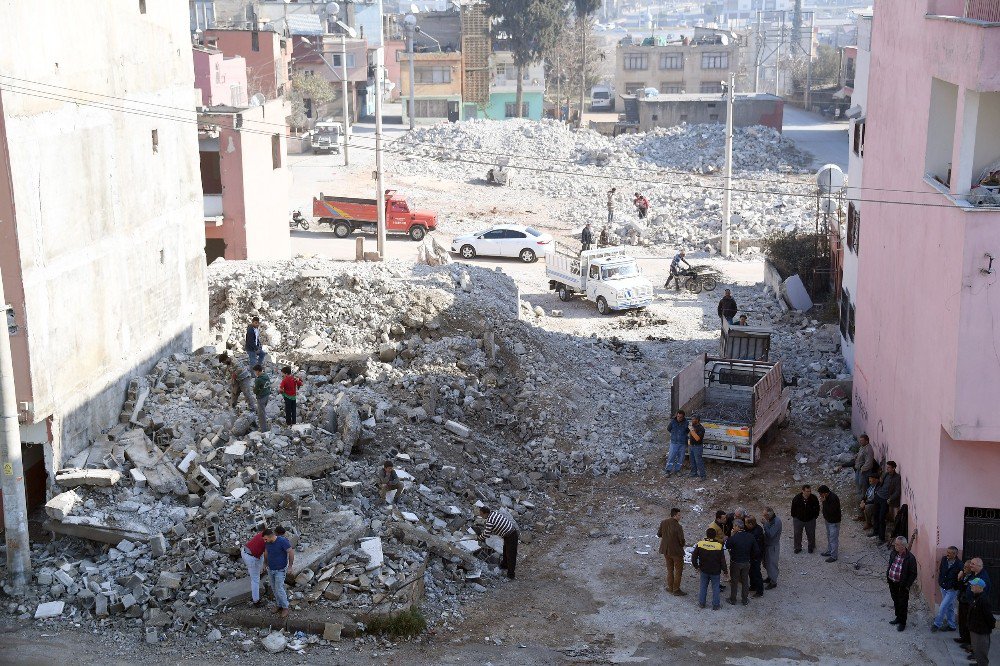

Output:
xmin=279 ymin=366 xmax=303 ymax=425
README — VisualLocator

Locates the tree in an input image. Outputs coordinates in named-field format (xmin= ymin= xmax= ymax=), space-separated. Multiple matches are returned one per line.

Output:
xmin=287 ymin=73 xmax=335 ymax=129
xmin=547 ymin=17 xmax=605 ymax=118
xmin=574 ymin=0 xmax=601 ymax=124
xmin=486 ymin=0 xmax=566 ymax=117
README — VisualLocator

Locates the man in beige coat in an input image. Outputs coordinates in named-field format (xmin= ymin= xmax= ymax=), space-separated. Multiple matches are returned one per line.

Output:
xmin=658 ymin=507 xmax=687 ymax=596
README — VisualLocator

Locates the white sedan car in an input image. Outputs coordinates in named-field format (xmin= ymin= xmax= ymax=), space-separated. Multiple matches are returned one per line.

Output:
xmin=451 ymin=225 xmax=554 ymax=263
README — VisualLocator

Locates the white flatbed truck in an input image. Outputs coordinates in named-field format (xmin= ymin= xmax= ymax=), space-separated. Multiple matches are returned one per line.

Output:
xmin=545 ymin=247 xmax=653 ymax=315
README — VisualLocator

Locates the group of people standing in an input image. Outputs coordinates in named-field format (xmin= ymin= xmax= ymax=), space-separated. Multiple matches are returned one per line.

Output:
xmin=933 ymin=548 xmax=994 ymax=663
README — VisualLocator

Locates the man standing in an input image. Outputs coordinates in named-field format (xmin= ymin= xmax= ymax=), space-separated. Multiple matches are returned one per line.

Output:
xmin=958 ymin=558 xmax=993 ymax=652
xmin=665 ymin=410 xmax=689 ymax=477
xmin=607 ymin=187 xmax=617 ymax=225
xmin=886 ymin=536 xmax=917 ymax=631
xmin=598 ymin=226 xmax=610 ymax=247
xmin=724 ymin=507 xmax=746 ymax=538
xmin=708 ymin=510 xmax=728 ymax=545
xmin=932 ymin=546 xmax=962 ymax=632
xmin=817 ymin=485 xmax=842 ymax=563
xmin=242 ymin=528 xmax=272 ymax=608
xmin=744 ymin=515 xmax=766 ymax=597
xmin=581 ymin=223 xmax=594 ymax=252
xmin=725 ymin=520 xmax=759 ymax=606
xmin=692 ymin=528 xmax=726 ymax=610
xmin=479 ymin=506 xmax=519 ymax=579
xmin=378 ymin=460 xmax=405 ymax=504
xmin=871 ymin=461 xmax=901 ymax=544
xmin=688 ymin=415 xmax=706 ymax=479
xmin=278 ymin=366 xmax=303 ymax=426
xmin=717 ymin=289 xmax=738 ymax=325
xmin=762 ymin=507 xmax=782 ymax=589
xmin=222 ymin=354 xmax=256 ymax=411
xmin=252 ymin=364 xmax=270 ymax=431
xmin=853 ymin=434 xmax=875 ymax=500
xmin=245 ymin=316 xmax=265 ymax=367
xmin=664 ymin=250 xmax=691 ymax=291
xmin=968 ymin=577 xmax=995 ymax=666
xmin=657 ymin=508 xmax=686 ymax=596
xmin=790 ymin=484 xmax=820 ymax=554
xmin=860 ymin=472 xmax=881 ymax=530
xmin=264 ymin=526 xmax=293 ymax=618
xmin=633 ymin=192 xmax=649 ymax=219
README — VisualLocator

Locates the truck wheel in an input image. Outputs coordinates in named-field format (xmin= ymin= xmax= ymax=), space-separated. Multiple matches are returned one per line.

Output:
xmin=596 ymin=296 xmax=610 ymax=315
xmin=519 ymin=248 xmax=537 ymax=263
xmin=409 ymin=225 xmax=426 ymax=241
xmin=702 ymin=276 xmax=717 ymax=291
xmin=558 ymin=285 xmax=573 ymax=301
xmin=685 ymin=277 xmax=703 ymax=294
xmin=460 ymin=244 xmax=476 ymax=259
xmin=334 ymin=222 xmax=352 ymax=238
xmin=777 ymin=406 xmax=791 ymax=428
xmin=300 ymin=220 xmax=310 ymax=231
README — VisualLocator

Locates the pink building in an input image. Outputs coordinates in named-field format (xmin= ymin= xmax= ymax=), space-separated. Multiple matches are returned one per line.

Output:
xmin=203 ymin=27 xmax=292 ymax=100
xmin=193 ymin=46 xmax=248 ymax=107
xmin=853 ymin=0 xmax=1000 ymax=606
xmin=199 ymin=98 xmax=292 ymax=262
xmin=290 ymin=35 xmax=369 ymax=123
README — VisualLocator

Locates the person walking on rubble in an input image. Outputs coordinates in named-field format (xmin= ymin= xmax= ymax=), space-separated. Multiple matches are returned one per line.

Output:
xmin=222 ymin=353 xmax=256 ymax=412
xmin=264 ymin=526 xmax=293 ymax=618
xmin=279 ymin=366 xmax=303 ymax=426
xmin=245 ymin=316 xmax=265 ymax=367
xmin=242 ymin=528 xmax=272 ymax=608
xmin=252 ymin=364 xmax=271 ymax=431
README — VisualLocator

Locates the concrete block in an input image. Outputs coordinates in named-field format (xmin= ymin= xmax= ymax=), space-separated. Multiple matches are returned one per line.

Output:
xmin=45 ymin=490 xmax=81 ymax=520
xmin=55 ymin=468 xmax=122 ymax=488
xmin=194 ymin=465 xmax=220 ymax=491
xmin=117 ymin=539 xmax=136 ymax=553
xmin=323 ymin=623 xmax=343 ymax=641
xmin=54 ymin=570 xmax=75 ymax=587
xmin=158 ymin=571 xmax=182 ymax=590
xmin=177 ymin=450 xmax=198 ymax=474
xmin=149 ymin=533 xmax=167 ymax=558
xmin=223 ymin=442 xmax=246 ymax=463
xmin=359 ymin=537 xmax=384 ymax=571
xmin=129 ymin=467 xmax=147 ymax=487
xmin=277 ymin=476 xmax=313 ymax=496
xmin=94 ymin=594 xmax=108 ymax=617
xmin=212 ymin=576 xmax=252 ymax=606
xmin=145 ymin=627 xmax=159 ymax=644
xmin=34 ymin=601 xmax=65 ymax=619
xmin=202 ymin=492 xmax=226 ymax=513
xmin=444 ymin=420 xmax=470 ymax=439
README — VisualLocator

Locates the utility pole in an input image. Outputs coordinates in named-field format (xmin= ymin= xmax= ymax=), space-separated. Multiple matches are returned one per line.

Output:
xmin=753 ymin=11 xmax=761 ymax=93
xmin=374 ymin=1 xmax=386 ymax=259
xmin=0 ymin=275 xmax=31 ymax=594
xmin=556 ymin=52 xmax=561 ymax=122
xmin=579 ymin=16 xmax=587 ymax=128
xmin=404 ymin=14 xmax=417 ymax=131
xmin=341 ymin=34 xmax=350 ymax=166
xmin=721 ymin=72 xmax=734 ymax=258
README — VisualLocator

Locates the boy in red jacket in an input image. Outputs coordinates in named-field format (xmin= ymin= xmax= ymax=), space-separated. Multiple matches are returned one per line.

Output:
xmin=279 ymin=366 xmax=303 ymax=425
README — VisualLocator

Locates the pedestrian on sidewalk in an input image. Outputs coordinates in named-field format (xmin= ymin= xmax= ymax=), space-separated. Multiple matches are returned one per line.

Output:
xmin=278 ymin=366 xmax=303 ymax=426
xmin=252 ymin=364 xmax=271 ymax=431
xmin=607 ymin=188 xmax=617 ymax=225
xmin=853 ymin=434 xmax=875 ymax=499
xmin=222 ymin=353 xmax=256 ymax=411
xmin=745 ymin=515 xmax=766 ymax=597
xmin=658 ymin=507 xmax=687 ymax=596
xmin=264 ymin=526 xmax=293 ymax=618
xmin=241 ymin=528 xmax=272 ymax=607
xmin=790 ymin=484 xmax=820 ymax=554
xmin=762 ymin=507 xmax=782 ymax=589
xmin=692 ymin=527 xmax=726 ymax=610
xmin=886 ymin=536 xmax=917 ymax=632
xmin=725 ymin=520 xmax=758 ymax=606
xmin=664 ymin=410 xmax=689 ymax=476
xmin=818 ymin=485 xmax=841 ymax=562
xmin=245 ymin=316 xmax=265 ymax=367
xmin=378 ymin=460 xmax=405 ymax=504
xmin=688 ymin=415 xmax=706 ymax=479
xmin=717 ymin=289 xmax=738 ymax=325
xmin=932 ymin=546 xmax=962 ymax=632
xmin=871 ymin=461 xmax=901 ymax=544
xmin=479 ymin=506 xmax=519 ymax=579
xmin=968 ymin=577 xmax=995 ymax=666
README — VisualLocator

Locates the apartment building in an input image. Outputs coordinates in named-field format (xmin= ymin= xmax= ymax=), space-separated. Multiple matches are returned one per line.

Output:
xmin=615 ymin=29 xmax=743 ymax=97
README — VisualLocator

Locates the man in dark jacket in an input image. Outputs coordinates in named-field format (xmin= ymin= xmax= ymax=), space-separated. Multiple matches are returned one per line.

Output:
xmin=817 ymin=485 xmax=842 ymax=562
xmin=692 ymin=527 xmax=726 ymax=610
xmin=790 ymin=485 xmax=820 ymax=554
xmin=933 ymin=546 xmax=962 ymax=632
xmin=745 ymin=515 xmax=766 ymax=597
xmin=665 ymin=410 xmax=689 ymax=476
xmin=968 ymin=577 xmax=995 ymax=666
xmin=581 ymin=223 xmax=594 ymax=252
xmin=717 ymin=289 xmax=738 ymax=325
xmin=871 ymin=461 xmax=901 ymax=544
xmin=725 ymin=520 xmax=760 ymax=606
xmin=958 ymin=558 xmax=993 ymax=652
xmin=245 ymin=316 xmax=265 ymax=367
xmin=657 ymin=508 xmax=686 ymax=596
xmin=886 ymin=536 xmax=918 ymax=631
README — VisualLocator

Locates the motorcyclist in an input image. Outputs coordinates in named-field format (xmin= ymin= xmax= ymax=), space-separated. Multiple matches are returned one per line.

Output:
xmin=665 ymin=250 xmax=691 ymax=290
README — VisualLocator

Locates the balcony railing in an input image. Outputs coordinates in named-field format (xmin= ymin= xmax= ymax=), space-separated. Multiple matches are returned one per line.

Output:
xmin=966 ymin=0 xmax=1000 ymax=21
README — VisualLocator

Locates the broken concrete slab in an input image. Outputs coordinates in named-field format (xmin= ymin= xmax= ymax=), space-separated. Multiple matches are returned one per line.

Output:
xmin=359 ymin=537 xmax=384 ymax=571
xmin=392 ymin=522 xmax=479 ymax=568
xmin=45 ymin=490 xmax=82 ymax=520
xmin=444 ymin=420 xmax=470 ymax=438
xmin=781 ymin=274 xmax=814 ymax=311
xmin=262 ymin=631 xmax=286 ymax=653
xmin=288 ymin=512 xmax=366 ymax=580
xmin=43 ymin=518 xmax=149 ymax=546
xmin=277 ymin=477 xmax=313 ymax=496
xmin=34 ymin=601 xmax=65 ymax=619
xmin=285 ymin=453 xmax=337 ymax=479
xmin=54 ymin=468 xmax=122 ymax=489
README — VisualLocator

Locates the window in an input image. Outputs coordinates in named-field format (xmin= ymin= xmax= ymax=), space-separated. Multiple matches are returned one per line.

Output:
xmin=661 ymin=84 xmax=683 ymax=94
xmin=659 ymin=53 xmax=683 ymax=70
xmin=848 ymin=303 xmax=856 ymax=341
xmin=151 ymin=129 xmax=158 ymax=153
xmin=251 ymin=30 xmax=260 ymax=52
xmin=139 ymin=0 xmax=146 ymax=13
xmin=679 ymin=114 xmax=688 ymax=122
xmin=701 ymin=52 xmax=729 ymax=69
xmin=623 ymin=53 xmax=648 ymax=71
xmin=303 ymin=69 xmax=315 ymax=77
xmin=271 ymin=134 xmax=281 ymax=169
xmin=200 ymin=151 xmax=222 ymax=195
xmin=853 ymin=119 xmax=866 ymax=157
xmin=504 ymin=102 xmax=529 ymax=118
xmin=839 ymin=288 xmax=849 ymax=338
xmin=414 ymin=99 xmax=449 ymax=117
xmin=503 ymin=230 xmax=526 ymax=239
xmin=624 ymin=82 xmax=646 ymax=95
xmin=709 ymin=113 xmax=719 ymax=121
xmin=847 ymin=202 xmax=861 ymax=254
xmin=483 ymin=230 xmax=505 ymax=239
xmin=700 ymin=82 xmax=724 ymax=93
xmin=332 ymin=53 xmax=357 ymax=69
xmin=414 ymin=66 xmax=451 ymax=84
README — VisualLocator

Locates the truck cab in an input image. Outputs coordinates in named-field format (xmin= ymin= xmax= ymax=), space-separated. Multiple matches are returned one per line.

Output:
xmin=310 ymin=121 xmax=342 ymax=154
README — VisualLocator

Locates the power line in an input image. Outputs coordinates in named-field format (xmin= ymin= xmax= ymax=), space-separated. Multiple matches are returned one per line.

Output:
xmin=0 ymin=73 xmax=944 ymax=197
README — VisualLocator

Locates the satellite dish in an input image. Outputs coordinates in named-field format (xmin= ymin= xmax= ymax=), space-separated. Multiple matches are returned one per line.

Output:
xmin=404 ymin=13 xmax=417 ymax=26
xmin=326 ymin=2 xmax=340 ymax=13
xmin=249 ymin=93 xmax=266 ymax=107
xmin=820 ymin=198 xmax=840 ymax=214
xmin=816 ymin=164 xmax=846 ymax=193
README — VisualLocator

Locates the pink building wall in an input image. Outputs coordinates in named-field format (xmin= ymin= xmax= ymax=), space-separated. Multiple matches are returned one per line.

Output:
xmin=193 ymin=47 xmax=249 ymax=107
xmin=384 ymin=40 xmax=404 ymax=101
xmin=203 ymin=28 xmax=291 ymax=100
xmin=853 ymin=0 xmax=1000 ymax=605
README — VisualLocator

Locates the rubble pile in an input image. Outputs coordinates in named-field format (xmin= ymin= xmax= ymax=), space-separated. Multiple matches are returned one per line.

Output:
xmin=391 ymin=119 xmax=816 ymax=250
xmin=19 ymin=258 xmax=659 ymax=644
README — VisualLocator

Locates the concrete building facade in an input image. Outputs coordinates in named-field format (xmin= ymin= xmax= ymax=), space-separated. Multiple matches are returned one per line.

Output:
xmin=399 ymin=51 xmax=464 ymax=123
xmin=484 ymin=53 xmax=545 ymax=120
xmin=615 ymin=30 xmax=743 ymax=97
xmin=290 ymin=35 xmax=369 ymax=125
xmin=203 ymin=27 xmax=292 ymax=100
xmin=0 ymin=1 xmax=209 ymax=506
xmin=852 ymin=0 xmax=1000 ymax=606
xmin=193 ymin=46 xmax=249 ymax=107
xmin=621 ymin=92 xmax=783 ymax=132
xmin=199 ymin=99 xmax=292 ymax=263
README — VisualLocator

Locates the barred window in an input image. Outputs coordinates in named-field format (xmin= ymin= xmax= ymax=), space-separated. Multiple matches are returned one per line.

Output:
xmin=623 ymin=53 xmax=648 ymax=70
xmin=659 ymin=53 xmax=683 ymax=70
xmin=701 ymin=52 xmax=729 ymax=69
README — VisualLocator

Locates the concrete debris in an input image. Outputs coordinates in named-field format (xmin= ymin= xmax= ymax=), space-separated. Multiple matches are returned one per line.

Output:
xmin=45 ymin=490 xmax=82 ymax=520
xmin=54 ymin=468 xmax=122 ymax=489
xmin=262 ymin=631 xmax=287 ymax=653
xmin=34 ymin=601 xmax=65 ymax=619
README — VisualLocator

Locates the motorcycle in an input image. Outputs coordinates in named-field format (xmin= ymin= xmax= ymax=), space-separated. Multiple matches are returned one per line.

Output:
xmin=289 ymin=210 xmax=310 ymax=231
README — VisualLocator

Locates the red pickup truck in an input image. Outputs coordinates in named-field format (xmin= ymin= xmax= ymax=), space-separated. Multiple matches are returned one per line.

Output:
xmin=312 ymin=190 xmax=438 ymax=241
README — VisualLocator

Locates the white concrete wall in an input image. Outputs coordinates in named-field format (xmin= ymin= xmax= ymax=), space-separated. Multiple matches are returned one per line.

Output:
xmin=0 ymin=1 xmax=209 ymax=471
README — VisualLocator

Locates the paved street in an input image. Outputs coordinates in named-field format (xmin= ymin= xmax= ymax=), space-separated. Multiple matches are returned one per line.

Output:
xmin=782 ymin=105 xmax=850 ymax=171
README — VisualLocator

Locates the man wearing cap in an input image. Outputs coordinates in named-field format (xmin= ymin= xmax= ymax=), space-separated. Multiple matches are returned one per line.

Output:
xmin=688 ymin=415 xmax=706 ymax=479
xmin=958 ymin=558 xmax=993 ymax=653
xmin=886 ymin=536 xmax=917 ymax=631
xmin=968 ymin=576 xmax=995 ymax=666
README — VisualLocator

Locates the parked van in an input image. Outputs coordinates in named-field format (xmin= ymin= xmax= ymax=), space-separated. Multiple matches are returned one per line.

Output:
xmin=590 ymin=84 xmax=614 ymax=112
